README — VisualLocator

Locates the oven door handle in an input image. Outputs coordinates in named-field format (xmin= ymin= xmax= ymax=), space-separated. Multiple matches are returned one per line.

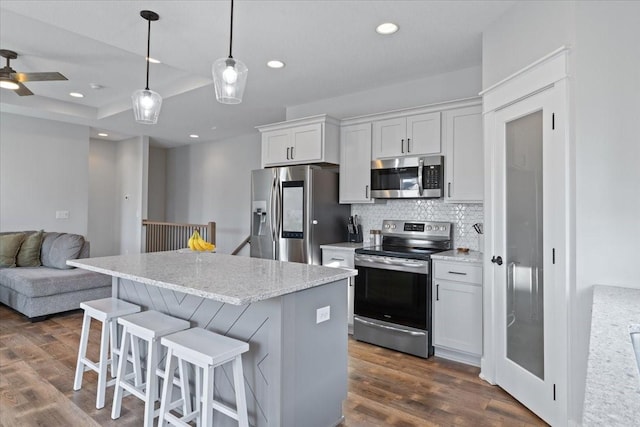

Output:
xmin=357 ymin=257 xmax=427 ymax=268
xmin=354 ymin=316 xmax=426 ymax=337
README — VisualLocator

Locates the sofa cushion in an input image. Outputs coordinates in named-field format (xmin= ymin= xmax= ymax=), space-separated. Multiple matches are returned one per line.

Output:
xmin=43 ymin=233 xmax=85 ymax=270
xmin=0 ymin=267 xmax=111 ymax=298
xmin=40 ymin=232 xmax=63 ymax=266
xmin=16 ymin=230 xmax=44 ymax=267
xmin=0 ymin=233 xmax=26 ymax=268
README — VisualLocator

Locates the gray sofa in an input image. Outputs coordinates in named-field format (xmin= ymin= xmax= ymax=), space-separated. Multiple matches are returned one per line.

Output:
xmin=0 ymin=231 xmax=111 ymax=321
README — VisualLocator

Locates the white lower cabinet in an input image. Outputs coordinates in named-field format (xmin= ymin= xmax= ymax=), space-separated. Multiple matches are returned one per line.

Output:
xmin=433 ymin=259 xmax=482 ymax=366
xmin=321 ymin=245 xmax=358 ymax=333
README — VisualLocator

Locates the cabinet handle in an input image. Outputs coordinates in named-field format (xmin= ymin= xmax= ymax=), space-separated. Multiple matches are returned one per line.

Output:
xmin=407 ymin=138 xmax=411 ymax=153
xmin=448 ymin=182 xmax=451 ymax=197
xmin=365 ymin=184 xmax=369 ymax=199
xmin=291 ymin=146 xmax=295 ymax=159
xmin=436 ymin=284 xmax=439 ymax=301
xmin=286 ymin=147 xmax=290 ymax=160
xmin=330 ymin=257 xmax=345 ymax=261
xmin=448 ymin=271 xmax=467 ymax=275
xmin=401 ymin=139 xmax=405 ymax=154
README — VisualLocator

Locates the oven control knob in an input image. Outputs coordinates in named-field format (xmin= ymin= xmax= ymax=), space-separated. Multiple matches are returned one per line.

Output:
xmin=439 ymin=226 xmax=445 ymax=231
xmin=384 ymin=224 xmax=390 ymax=229
xmin=390 ymin=224 xmax=396 ymax=229
xmin=426 ymin=225 xmax=432 ymax=231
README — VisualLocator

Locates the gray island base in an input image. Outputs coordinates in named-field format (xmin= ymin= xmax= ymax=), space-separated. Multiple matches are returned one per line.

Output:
xmin=69 ymin=251 xmax=357 ymax=427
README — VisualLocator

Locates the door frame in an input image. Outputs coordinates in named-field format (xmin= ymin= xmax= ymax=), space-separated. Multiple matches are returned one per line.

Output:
xmin=479 ymin=46 xmax=571 ymax=426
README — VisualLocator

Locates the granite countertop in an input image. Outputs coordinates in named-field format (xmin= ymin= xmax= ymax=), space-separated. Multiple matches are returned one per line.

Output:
xmin=68 ymin=251 xmax=357 ymax=306
xmin=320 ymin=242 xmax=364 ymax=250
xmin=431 ymin=249 xmax=483 ymax=264
xmin=582 ymin=285 xmax=640 ymax=426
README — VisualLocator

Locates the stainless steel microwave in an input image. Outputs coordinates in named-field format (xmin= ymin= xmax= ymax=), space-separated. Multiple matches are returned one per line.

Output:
xmin=370 ymin=155 xmax=444 ymax=199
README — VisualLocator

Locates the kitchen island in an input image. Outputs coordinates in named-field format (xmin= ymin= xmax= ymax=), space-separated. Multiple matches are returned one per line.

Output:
xmin=68 ymin=251 xmax=357 ymax=427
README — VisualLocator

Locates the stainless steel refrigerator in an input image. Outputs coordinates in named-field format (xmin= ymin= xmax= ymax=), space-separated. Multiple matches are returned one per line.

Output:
xmin=250 ymin=165 xmax=350 ymax=264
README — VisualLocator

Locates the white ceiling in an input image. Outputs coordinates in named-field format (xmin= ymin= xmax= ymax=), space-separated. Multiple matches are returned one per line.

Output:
xmin=0 ymin=0 xmax=513 ymax=148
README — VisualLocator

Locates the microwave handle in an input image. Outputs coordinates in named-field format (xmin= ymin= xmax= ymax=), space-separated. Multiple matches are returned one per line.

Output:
xmin=417 ymin=158 xmax=424 ymax=196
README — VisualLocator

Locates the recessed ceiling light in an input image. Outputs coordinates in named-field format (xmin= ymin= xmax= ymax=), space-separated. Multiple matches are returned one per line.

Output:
xmin=376 ymin=22 xmax=399 ymax=35
xmin=189 ymin=134 xmax=199 ymax=139
xmin=89 ymin=83 xmax=104 ymax=90
xmin=146 ymin=56 xmax=161 ymax=64
xmin=98 ymin=132 xmax=109 ymax=137
xmin=267 ymin=60 xmax=285 ymax=69
xmin=69 ymin=92 xmax=84 ymax=98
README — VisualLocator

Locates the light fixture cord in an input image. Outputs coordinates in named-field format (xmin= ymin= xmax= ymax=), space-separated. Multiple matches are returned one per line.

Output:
xmin=228 ymin=0 xmax=234 ymax=59
xmin=145 ymin=16 xmax=151 ymax=90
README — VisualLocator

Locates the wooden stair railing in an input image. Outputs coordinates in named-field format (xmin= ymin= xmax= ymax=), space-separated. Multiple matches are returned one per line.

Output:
xmin=142 ymin=220 xmax=216 ymax=252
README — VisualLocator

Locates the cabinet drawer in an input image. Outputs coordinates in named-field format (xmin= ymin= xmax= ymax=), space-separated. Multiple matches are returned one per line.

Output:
xmin=322 ymin=249 xmax=355 ymax=269
xmin=434 ymin=261 xmax=482 ymax=284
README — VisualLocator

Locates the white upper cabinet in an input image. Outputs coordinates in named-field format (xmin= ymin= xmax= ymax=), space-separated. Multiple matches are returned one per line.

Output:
xmin=442 ymin=105 xmax=483 ymax=202
xmin=257 ymin=115 xmax=340 ymax=167
xmin=372 ymin=112 xmax=441 ymax=159
xmin=339 ymin=123 xmax=373 ymax=204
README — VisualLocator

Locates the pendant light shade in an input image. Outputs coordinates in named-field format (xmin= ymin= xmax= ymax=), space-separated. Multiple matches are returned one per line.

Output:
xmin=133 ymin=10 xmax=162 ymax=124
xmin=213 ymin=0 xmax=248 ymax=104
xmin=212 ymin=57 xmax=247 ymax=104
xmin=132 ymin=88 xmax=162 ymax=124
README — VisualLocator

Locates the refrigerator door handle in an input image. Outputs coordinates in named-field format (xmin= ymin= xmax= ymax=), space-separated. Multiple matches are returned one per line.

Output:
xmin=275 ymin=179 xmax=282 ymax=239
xmin=270 ymin=174 xmax=278 ymax=242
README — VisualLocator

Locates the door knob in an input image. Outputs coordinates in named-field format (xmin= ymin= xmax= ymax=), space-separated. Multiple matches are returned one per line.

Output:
xmin=491 ymin=256 xmax=503 ymax=265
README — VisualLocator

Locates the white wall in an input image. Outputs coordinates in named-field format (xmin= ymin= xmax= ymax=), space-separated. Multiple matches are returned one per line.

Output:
xmin=147 ymin=145 xmax=167 ymax=221
xmin=0 ymin=113 xmax=89 ymax=235
xmin=286 ymin=65 xmax=482 ymax=120
xmin=117 ymin=136 xmax=148 ymax=255
xmin=573 ymin=1 xmax=640 ymax=422
xmin=165 ymin=133 xmax=260 ymax=255
xmin=482 ymin=1 xmax=575 ymax=89
xmin=482 ymin=1 xmax=640 ymax=424
xmin=88 ymin=138 xmax=119 ymax=256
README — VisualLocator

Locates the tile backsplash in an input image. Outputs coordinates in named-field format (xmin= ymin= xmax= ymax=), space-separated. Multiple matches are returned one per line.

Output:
xmin=351 ymin=199 xmax=484 ymax=251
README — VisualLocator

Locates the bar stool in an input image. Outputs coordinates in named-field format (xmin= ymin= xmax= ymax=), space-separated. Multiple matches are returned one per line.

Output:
xmin=158 ymin=327 xmax=250 ymax=427
xmin=73 ymin=297 xmax=141 ymax=409
xmin=111 ymin=310 xmax=190 ymax=427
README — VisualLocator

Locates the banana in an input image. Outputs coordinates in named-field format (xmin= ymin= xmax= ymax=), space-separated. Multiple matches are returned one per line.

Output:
xmin=187 ymin=230 xmax=215 ymax=252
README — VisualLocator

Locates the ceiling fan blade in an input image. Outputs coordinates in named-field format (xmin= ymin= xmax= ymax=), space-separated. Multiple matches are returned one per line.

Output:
xmin=15 ymin=82 xmax=34 ymax=96
xmin=14 ymin=72 xmax=67 ymax=82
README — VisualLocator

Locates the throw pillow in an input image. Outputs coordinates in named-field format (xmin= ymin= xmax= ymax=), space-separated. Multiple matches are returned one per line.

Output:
xmin=40 ymin=232 xmax=63 ymax=267
xmin=0 ymin=233 xmax=26 ymax=268
xmin=16 ymin=230 xmax=44 ymax=267
xmin=45 ymin=233 xmax=85 ymax=269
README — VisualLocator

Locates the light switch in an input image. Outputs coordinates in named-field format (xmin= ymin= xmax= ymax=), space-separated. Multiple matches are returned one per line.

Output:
xmin=55 ymin=210 xmax=69 ymax=219
xmin=316 ymin=306 xmax=330 ymax=324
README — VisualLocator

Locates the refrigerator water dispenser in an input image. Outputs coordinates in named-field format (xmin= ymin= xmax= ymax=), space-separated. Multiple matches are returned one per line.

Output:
xmin=252 ymin=201 xmax=267 ymax=236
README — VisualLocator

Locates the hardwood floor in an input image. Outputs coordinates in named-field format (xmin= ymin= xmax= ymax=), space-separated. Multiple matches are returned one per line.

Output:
xmin=0 ymin=304 xmax=545 ymax=426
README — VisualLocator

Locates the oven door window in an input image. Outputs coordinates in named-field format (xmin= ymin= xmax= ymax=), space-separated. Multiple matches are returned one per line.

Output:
xmin=355 ymin=265 xmax=428 ymax=330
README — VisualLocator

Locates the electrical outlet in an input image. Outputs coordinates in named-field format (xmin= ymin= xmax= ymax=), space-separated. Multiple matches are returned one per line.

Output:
xmin=316 ymin=306 xmax=330 ymax=324
xmin=55 ymin=210 xmax=69 ymax=219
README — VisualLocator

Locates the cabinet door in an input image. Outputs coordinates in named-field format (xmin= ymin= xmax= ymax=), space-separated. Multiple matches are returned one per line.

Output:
xmin=444 ymin=106 xmax=483 ymax=202
xmin=433 ymin=279 xmax=482 ymax=355
xmin=406 ymin=112 xmax=441 ymax=155
xmin=291 ymin=123 xmax=323 ymax=162
xmin=340 ymin=123 xmax=373 ymax=203
xmin=263 ymin=129 xmax=292 ymax=166
xmin=372 ymin=117 xmax=406 ymax=159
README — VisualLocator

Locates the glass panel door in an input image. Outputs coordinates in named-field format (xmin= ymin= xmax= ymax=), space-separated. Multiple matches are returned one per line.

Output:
xmin=505 ymin=110 xmax=544 ymax=379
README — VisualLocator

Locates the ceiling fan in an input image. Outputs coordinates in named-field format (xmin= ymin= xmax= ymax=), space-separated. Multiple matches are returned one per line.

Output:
xmin=0 ymin=49 xmax=67 ymax=96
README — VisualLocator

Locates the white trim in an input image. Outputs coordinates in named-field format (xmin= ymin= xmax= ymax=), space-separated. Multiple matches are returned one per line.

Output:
xmin=479 ymin=46 xmax=569 ymax=96
xmin=255 ymin=114 xmax=339 ymax=132
xmin=482 ymin=46 xmax=570 ymax=114
xmin=340 ymin=97 xmax=481 ymax=126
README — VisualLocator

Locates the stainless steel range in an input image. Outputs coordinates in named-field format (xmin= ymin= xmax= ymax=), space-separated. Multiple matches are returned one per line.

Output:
xmin=353 ymin=219 xmax=452 ymax=358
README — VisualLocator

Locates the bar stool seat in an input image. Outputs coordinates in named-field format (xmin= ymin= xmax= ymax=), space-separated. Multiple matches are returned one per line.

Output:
xmin=159 ymin=327 xmax=250 ymax=427
xmin=73 ymin=297 xmax=141 ymax=409
xmin=111 ymin=310 xmax=191 ymax=427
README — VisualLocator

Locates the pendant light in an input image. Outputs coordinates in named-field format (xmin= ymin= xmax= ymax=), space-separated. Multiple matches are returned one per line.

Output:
xmin=212 ymin=0 xmax=248 ymax=104
xmin=132 ymin=10 xmax=162 ymax=124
